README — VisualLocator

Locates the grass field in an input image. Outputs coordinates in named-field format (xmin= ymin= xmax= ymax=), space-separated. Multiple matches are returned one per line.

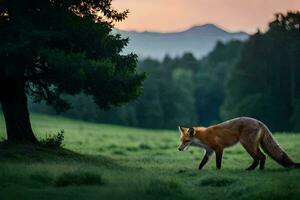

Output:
xmin=0 ymin=114 xmax=300 ymax=200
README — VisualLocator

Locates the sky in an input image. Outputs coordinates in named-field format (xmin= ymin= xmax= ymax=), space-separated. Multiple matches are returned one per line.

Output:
xmin=112 ymin=0 xmax=300 ymax=33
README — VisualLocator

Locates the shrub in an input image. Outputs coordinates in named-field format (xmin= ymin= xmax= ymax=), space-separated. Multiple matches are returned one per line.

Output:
xmin=40 ymin=130 xmax=64 ymax=148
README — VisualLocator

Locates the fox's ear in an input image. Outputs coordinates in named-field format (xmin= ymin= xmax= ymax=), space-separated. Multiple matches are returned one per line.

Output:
xmin=178 ymin=126 xmax=186 ymax=133
xmin=187 ymin=128 xmax=195 ymax=137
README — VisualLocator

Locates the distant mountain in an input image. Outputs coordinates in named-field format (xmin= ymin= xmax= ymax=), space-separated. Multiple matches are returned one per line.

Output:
xmin=113 ymin=24 xmax=249 ymax=60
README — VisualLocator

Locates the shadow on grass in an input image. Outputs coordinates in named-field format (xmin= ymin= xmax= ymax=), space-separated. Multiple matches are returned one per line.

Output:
xmin=146 ymin=179 xmax=181 ymax=198
xmin=29 ymin=169 xmax=105 ymax=187
xmin=199 ymin=176 xmax=238 ymax=187
xmin=222 ymin=168 xmax=293 ymax=174
xmin=0 ymin=141 xmax=119 ymax=169
xmin=54 ymin=171 xmax=105 ymax=187
xmin=145 ymin=178 xmax=194 ymax=200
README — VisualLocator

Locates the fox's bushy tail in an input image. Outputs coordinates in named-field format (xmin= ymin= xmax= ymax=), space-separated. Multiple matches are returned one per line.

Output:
xmin=259 ymin=123 xmax=300 ymax=168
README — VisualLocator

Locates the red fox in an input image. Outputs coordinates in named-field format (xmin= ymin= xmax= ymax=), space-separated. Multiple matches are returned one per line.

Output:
xmin=178 ymin=117 xmax=300 ymax=170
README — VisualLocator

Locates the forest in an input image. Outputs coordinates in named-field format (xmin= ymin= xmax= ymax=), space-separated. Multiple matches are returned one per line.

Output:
xmin=30 ymin=12 xmax=300 ymax=132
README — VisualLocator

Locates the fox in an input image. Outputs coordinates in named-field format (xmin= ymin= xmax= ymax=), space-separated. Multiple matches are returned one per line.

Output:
xmin=178 ymin=117 xmax=300 ymax=170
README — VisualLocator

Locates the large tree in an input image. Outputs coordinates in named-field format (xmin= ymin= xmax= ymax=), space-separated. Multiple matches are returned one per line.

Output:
xmin=0 ymin=0 xmax=145 ymax=143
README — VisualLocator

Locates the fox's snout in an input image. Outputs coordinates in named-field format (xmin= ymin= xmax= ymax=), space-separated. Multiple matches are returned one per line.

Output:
xmin=178 ymin=143 xmax=185 ymax=151
xmin=178 ymin=142 xmax=190 ymax=151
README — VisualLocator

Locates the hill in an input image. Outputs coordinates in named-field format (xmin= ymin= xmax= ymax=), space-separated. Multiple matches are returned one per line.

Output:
xmin=114 ymin=24 xmax=249 ymax=59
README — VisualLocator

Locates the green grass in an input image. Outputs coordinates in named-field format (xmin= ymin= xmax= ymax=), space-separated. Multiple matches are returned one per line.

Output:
xmin=0 ymin=113 xmax=300 ymax=200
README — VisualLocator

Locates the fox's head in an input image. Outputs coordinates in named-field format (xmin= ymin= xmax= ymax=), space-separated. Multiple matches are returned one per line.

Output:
xmin=178 ymin=126 xmax=195 ymax=151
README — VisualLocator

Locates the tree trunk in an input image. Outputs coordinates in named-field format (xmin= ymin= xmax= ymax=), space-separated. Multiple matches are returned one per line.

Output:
xmin=0 ymin=81 xmax=38 ymax=143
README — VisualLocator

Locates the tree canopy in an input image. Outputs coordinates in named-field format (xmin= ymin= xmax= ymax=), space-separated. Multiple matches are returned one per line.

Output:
xmin=222 ymin=12 xmax=300 ymax=131
xmin=0 ymin=0 xmax=145 ymax=142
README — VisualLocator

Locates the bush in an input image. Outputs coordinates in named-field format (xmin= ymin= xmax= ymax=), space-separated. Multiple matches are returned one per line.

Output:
xmin=40 ymin=130 xmax=64 ymax=148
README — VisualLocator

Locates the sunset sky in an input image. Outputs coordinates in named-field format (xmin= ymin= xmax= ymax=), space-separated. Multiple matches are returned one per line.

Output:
xmin=113 ymin=0 xmax=300 ymax=33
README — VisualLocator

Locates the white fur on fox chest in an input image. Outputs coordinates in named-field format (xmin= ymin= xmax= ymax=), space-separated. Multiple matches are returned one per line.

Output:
xmin=191 ymin=138 xmax=211 ymax=151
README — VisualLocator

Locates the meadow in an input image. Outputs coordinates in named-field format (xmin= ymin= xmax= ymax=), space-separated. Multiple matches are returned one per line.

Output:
xmin=0 ymin=114 xmax=300 ymax=200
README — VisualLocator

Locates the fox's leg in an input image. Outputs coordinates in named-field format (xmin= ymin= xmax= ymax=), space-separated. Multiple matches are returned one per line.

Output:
xmin=198 ymin=150 xmax=213 ymax=170
xmin=247 ymin=148 xmax=266 ymax=170
xmin=247 ymin=157 xmax=259 ymax=170
xmin=257 ymin=148 xmax=266 ymax=170
xmin=240 ymin=142 xmax=260 ymax=170
xmin=215 ymin=149 xmax=223 ymax=170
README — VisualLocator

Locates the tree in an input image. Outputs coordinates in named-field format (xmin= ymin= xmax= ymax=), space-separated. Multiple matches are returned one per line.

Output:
xmin=222 ymin=12 xmax=300 ymax=131
xmin=0 ymin=0 xmax=145 ymax=143
xmin=195 ymin=41 xmax=243 ymax=125
xmin=170 ymin=68 xmax=198 ymax=127
xmin=135 ymin=58 xmax=164 ymax=128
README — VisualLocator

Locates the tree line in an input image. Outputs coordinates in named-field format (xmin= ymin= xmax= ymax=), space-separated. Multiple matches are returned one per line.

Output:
xmin=29 ymin=12 xmax=300 ymax=132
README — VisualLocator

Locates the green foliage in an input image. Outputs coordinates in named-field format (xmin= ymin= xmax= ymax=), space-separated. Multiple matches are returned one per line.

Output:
xmin=222 ymin=11 xmax=300 ymax=131
xmin=195 ymin=41 xmax=243 ymax=125
xmin=39 ymin=130 xmax=64 ymax=148
xmin=0 ymin=0 xmax=145 ymax=142
xmin=135 ymin=55 xmax=199 ymax=128
xmin=0 ymin=0 xmax=144 ymax=110
xmin=30 ymin=47 xmax=242 ymax=129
